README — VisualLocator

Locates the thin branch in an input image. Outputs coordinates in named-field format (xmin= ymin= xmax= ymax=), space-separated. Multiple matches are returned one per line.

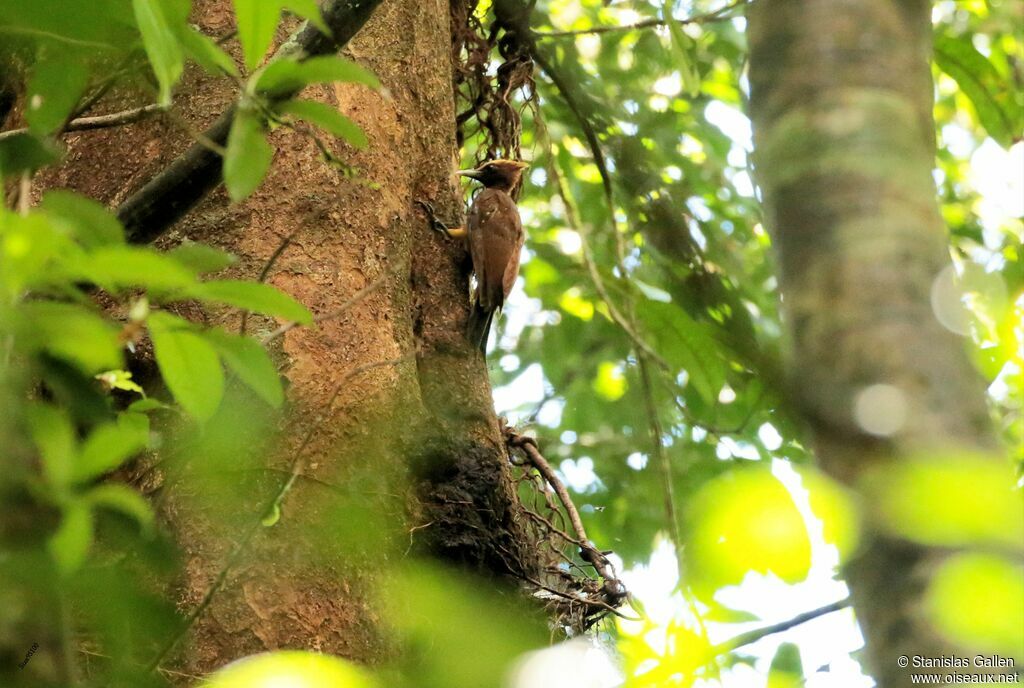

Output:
xmin=521 ymin=572 xmax=639 ymax=620
xmin=714 ymin=598 xmax=852 ymax=654
xmin=505 ymin=427 xmax=627 ymax=606
xmin=545 ymin=149 xmax=670 ymax=370
xmin=533 ymin=0 xmax=749 ymax=39
xmin=17 ymin=173 xmax=31 ymax=215
xmin=69 ymin=51 xmax=145 ymax=120
xmin=118 ymin=0 xmax=386 ymax=244
xmin=241 ymin=230 xmax=298 ymax=334
xmin=261 ymin=264 xmax=396 ymax=344
xmin=0 ymin=104 xmax=167 ymax=143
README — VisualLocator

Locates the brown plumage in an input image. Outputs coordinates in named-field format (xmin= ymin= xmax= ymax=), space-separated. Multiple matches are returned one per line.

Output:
xmin=458 ymin=159 xmax=529 ymax=353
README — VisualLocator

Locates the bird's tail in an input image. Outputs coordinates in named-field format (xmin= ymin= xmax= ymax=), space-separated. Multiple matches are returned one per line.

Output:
xmin=467 ymin=301 xmax=495 ymax=354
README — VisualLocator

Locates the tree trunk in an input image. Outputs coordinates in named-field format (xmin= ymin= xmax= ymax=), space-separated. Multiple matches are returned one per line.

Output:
xmin=747 ymin=1 xmax=1004 ymax=686
xmin=35 ymin=0 xmax=541 ymax=679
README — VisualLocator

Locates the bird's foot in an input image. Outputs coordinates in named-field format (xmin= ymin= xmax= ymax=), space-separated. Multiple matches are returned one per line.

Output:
xmin=415 ymin=200 xmax=465 ymax=240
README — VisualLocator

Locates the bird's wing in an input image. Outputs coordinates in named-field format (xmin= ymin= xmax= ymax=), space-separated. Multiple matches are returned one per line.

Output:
xmin=468 ymin=188 xmax=523 ymax=311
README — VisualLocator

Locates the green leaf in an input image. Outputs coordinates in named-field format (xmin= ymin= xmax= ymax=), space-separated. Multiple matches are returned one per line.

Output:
xmin=85 ymin=483 xmax=155 ymax=534
xmin=283 ymin=0 xmax=330 ymax=35
xmin=25 ymin=58 xmax=90 ymax=135
xmin=49 ymin=502 xmax=94 ymax=575
xmin=148 ymin=311 xmax=225 ymax=422
xmin=686 ymin=467 xmax=811 ymax=595
xmin=41 ymin=190 xmax=125 ymax=247
xmin=132 ymin=0 xmax=185 ymax=106
xmin=203 ymin=329 xmax=284 ymax=407
xmin=167 ymin=241 xmax=237 ymax=274
xmin=866 ymin=453 xmax=1023 ymax=550
xmin=75 ymin=412 xmax=150 ymax=483
xmin=383 ymin=563 xmax=546 ymax=688
xmin=926 ymin=553 xmax=1024 ymax=658
xmin=702 ymin=603 xmax=762 ymax=624
xmin=224 ymin=108 xmax=273 ymax=202
xmin=84 ymin=246 xmax=198 ymax=291
xmin=935 ymin=34 xmax=1020 ymax=148
xmin=234 ymin=0 xmax=282 ymax=71
xmin=767 ymin=643 xmax=804 ymax=688
xmin=261 ymin=502 xmax=282 ymax=527
xmin=206 ymin=650 xmax=376 ymax=688
xmin=26 ymin=403 xmax=76 ymax=489
xmin=637 ymin=300 xmax=726 ymax=405
xmin=0 ymin=133 xmax=61 ymax=178
xmin=277 ymin=99 xmax=368 ymax=148
xmin=178 ymin=24 xmax=240 ymax=76
xmin=663 ymin=4 xmax=701 ymax=97
xmin=189 ymin=280 xmax=312 ymax=324
xmin=17 ymin=302 xmax=122 ymax=373
xmin=254 ymin=55 xmax=380 ymax=96
xmin=128 ymin=398 xmax=171 ymax=413
xmin=95 ymin=369 xmax=145 ymax=395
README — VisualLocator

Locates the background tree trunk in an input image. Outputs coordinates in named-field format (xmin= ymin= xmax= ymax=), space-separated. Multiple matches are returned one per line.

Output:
xmin=35 ymin=0 xmax=540 ymax=679
xmin=747 ymin=1 xmax=1005 ymax=686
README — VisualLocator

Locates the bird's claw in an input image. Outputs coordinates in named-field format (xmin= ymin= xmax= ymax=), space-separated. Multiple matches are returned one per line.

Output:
xmin=415 ymin=199 xmax=452 ymax=237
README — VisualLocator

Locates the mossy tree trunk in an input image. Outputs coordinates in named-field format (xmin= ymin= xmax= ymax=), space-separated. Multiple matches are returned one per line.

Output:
xmin=747 ymin=1 xmax=1004 ymax=686
xmin=30 ymin=0 xmax=539 ymax=681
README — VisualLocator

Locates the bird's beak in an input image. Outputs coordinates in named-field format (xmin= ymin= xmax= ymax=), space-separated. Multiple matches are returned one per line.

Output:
xmin=456 ymin=169 xmax=484 ymax=180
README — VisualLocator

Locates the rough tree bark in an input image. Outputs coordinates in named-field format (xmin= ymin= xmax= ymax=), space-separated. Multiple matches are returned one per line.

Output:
xmin=747 ymin=1 xmax=1007 ymax=686
xmin=32 ymin=0 xmax=542 ymax=680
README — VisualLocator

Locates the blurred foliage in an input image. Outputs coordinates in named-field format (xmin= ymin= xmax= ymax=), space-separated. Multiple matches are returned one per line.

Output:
xmin=469 ymin=0 xmax=1023 ymax=685
xmin=204 ymin=650 xmax=377 ymax=687
xmin=0 ymin=0 xmax=1022 ymax=687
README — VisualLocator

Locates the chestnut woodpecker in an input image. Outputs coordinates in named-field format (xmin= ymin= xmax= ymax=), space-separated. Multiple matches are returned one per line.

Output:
xmin=421 ymin=159 xmax=529 ymax=353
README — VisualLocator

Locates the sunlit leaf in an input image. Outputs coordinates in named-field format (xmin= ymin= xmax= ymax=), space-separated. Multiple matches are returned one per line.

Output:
xmin=17 ymin=302 xmax=122 ymax=373
xmin=148 ymin=311 xmax=225 ymax=422
xmin=49 ymin=501 xmax=94 ymax=575
xmin=767 ymin=642 xmax=804 ymax=688
xmin=167 ymin=241 xmax=237 ymax=275
xmin=75 ymin=412 xmax=150 ymax=483
xmin=865 ymin=453 xmax=1023 ymax=551
xmin=934 ymin=34 xmax=1020 ymax=148
xmin=382 ymin=563 xmax=546 ymax=688
xmin=179 ymin=24 xmax=239 ymax=76
xmin=234 ymin=0 xmax=281 ymax=71
xmin=27 ymin=402 xmax=76 ymax=489
xmin=593 ymin=361 xmax=627 ymax=401
xmin=85 ymin=483 xmax=155 ymax=534
xmin=254 ymin=55 xmax=380 ymax=96
xmin=662 ymin=2 xmax=701 ymax=97
xmin=926 ymin=553 xmax=1024 ymax=658
xmin=84 ymin=246 xmax=198 ymax=291
xmin=283 ymin=0 xmax=330 ymax=36
xmin=796 ymin=467 xmax=861 ymax=562
xmin=203 ymin=650 xmax=377 ymax=687
xmin=132 ymin=0 xmax=184 ymax=106
xmin=686 ymin=467 xmax=811 ymax=594
xmin=95 ymin=369 xmax=145 ymax=395
xmin=202 ymin=328 xmax=284 ymax=407
xmin=0 ymin=133 xmax=61 ymax=177
xmin=224 ymin=108 xmax=273 ymax=202
xmin=41 ymin=190 xmax=125 ymax=247
xmin=25 ymin=57 xmax=90 ymax=135
xmin=277 ymin=99 xmax=368 ymax=148
xmin=559 ymin=287 xmax=595 ymax=320
xmin=188 ymin=280 xmax=312 ymax=324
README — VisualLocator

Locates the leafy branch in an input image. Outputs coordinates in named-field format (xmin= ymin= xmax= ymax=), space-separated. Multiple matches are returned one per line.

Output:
xmin=117 ymin=0 xmax=385 ymax=243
